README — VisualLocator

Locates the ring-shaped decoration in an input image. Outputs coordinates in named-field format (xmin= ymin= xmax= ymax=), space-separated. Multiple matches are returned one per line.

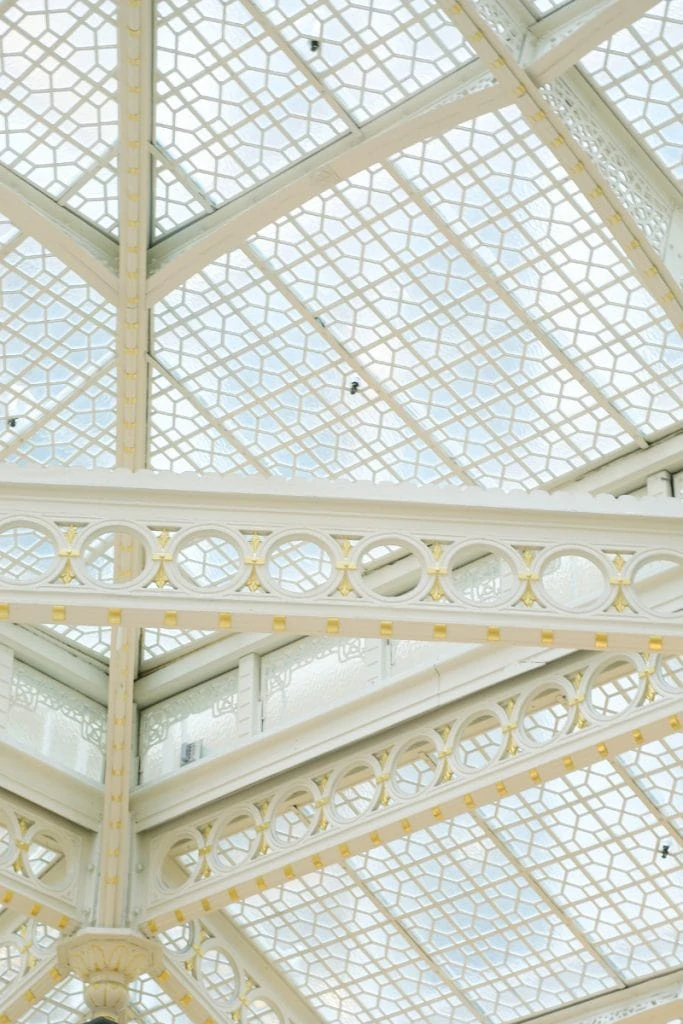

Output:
xmin=23 ymin=825 xmax=72 ymax=892
xmin=260 ymin=530 xmax=340 ymax=599
xmin=167 ymin=525 xmax=250 ymax=594
xmin=74 ymin=521 xmax=155 ymax=590
xmin=196 ymin=939 xmax=241 ymax=1008
xmin=653 ymin=654 xmax=683 ymax=696
xmin=516 ymin=677 xmax=575 ymax=750
xmin=582 ymin=654 xmax=645 ymax=723
xmin=387 ymin=732 xmax=442 ymax=800
xmin=155 ymin=827 xmax=205 ymax=893
xmin=351 ymin=534 xmax=431 ymax=603
xmin=268 ymin=783 xmax=322 ymax=849
xmin=327 ymin=757 xmax=381 ymax=825
xmin=452 ymin=705 xmax=506 ymax=774
xmin=208 ymin=806 xmax=260 ymax=872
xmin=242 ymin=994 xmax=284 ymax=1024
xmin=156 ymin=921 xmax=198 ymax=957
xmin=536 ymin=545 xmax=613 ymax=614
xmin=625 ymin=550 xmax=683 ymax=617
xmin=0 ymin=811 xmax=16 ymax=870
xmin=442 ymin=540 xmax=523 ymax=608
xmin=0 ymin=516 xmax=62 ymax=587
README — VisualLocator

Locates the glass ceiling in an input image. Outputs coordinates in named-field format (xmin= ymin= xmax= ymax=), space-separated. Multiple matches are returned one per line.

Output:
xmin=0 ymin=0 xmax=681 ymax=488
xmin=0 ymin=2 xmax=682 ymax=1021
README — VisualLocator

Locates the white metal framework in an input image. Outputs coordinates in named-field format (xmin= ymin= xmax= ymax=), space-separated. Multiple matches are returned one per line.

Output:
xmin=0 ymin=0 xmax=681 ymax=1023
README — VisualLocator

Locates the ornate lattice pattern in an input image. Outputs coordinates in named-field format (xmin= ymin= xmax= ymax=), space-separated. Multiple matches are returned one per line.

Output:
xmin=154 ymin=0 xmax=348 ymax=229
xmin=144 ymin=652 xmax=681 ymax=907
xmin=0 ymin=0 xmax=118 ymax=199
xmin=252 ymin=0 xmax=475 ymax=122
xmin=38 ymin=624 xmax=111 ymax=660
xmin=481 ymin=758 xmax=683 ymax=980
xmin=396 ymin=108 xmax=682 ymax=441
xmin=0 ymin=225 xmax=116 ymax=468
xmin=141 ymin=628 xmax=219 ymax=664
xmin=152 ymin=252 xmax=457 ymax=484
xmin=581 ymin=2 xmax=683 ymax=181
xmin=542 ymin=77 xmax=673 ymax=253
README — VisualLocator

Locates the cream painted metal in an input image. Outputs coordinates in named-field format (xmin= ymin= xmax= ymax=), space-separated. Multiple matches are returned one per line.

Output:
xmin=0 ymin=469 xmax=681 ymax=649
xmin=136 ymin=649 xmax=681 ymax=930
xmin=443 ymin=0 xmax=683 ymax=328
xmin=146 ymin=0 xmax=676 ymax=301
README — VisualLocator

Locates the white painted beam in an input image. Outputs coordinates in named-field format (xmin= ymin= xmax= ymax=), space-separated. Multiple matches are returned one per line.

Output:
xmin=132 ymin=642 xmax=564 ymax=829
xmin=526 ymin=0 xmax=660 ymax=83
xmin=445 ymin=0 xmax=683 ymax=328
xmin=0 ymin=468 xmax=681 ymax=648
xmin=0 ymin=166 xmax=118 ymax=304
xmin=0 ymin=622 xmax=108 ymax=703
xmin=96 ymin=627 xmax=137 ymax=927
xmin=146 ymin=67 xmax=505 ymax=302
xmin=0 ymin=739 xmax=101 ymax=831
xmin=116 ymin=0 xmax=153 ymax=470
xmin=559 ymin=430 xmax=683 ymax=496
xmin=136 ymin=651 xmax=680 ymax=929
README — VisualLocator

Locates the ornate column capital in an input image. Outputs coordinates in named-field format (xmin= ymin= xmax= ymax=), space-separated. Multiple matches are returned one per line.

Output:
xmin=57 ymin=929 xmax=162 ymax=1022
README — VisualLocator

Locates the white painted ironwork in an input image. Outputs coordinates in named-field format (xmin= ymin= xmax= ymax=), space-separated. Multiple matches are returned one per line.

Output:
xmin=138 ymin=650 xmax=681 ymax=928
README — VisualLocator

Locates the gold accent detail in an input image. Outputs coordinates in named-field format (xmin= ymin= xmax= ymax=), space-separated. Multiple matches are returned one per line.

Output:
xmin=531 ymin=109 xmax=546 ymax=122
xmin=283 ymin=865 xmax=295 ymax=880
xmin=30 ymin=904 xmax=41 ymax=916
xmin=495 ymin=782 xmax=507 ymax=796
xmin=326 ymin=617 xmax=340 ymax=635
xmin=487 ymin=626 xmax=500 ymax=642
xmin=597 ymin=743 xmax=608 ymax=757
xmin=0 ymin=605 xmax=8 ymax=620
xmin=218 ymin=612 xmax=232 ymax=629
xmin=429 ymin=576 xmax=445 ymax=601
xmin=464 ymin=794 xmax=475 ymax=809
xmin=594 ymin=633 xmax=608 ymax=650
xmin=57 ymin=916 xmax=69 ymax=929
xmin=432 ymin=806 xmax=443 ymax=820
xmin=551 ymin=134 xmax=564 ymax=147
xmin=514 ymin=84 xmax=526 ymax=96
xmin=563 ymin=756 xmax=574 ymax=771
xmin=179 ymin=995 xmax=192 ymax=1008
xmin=589 ymin=185 xmax=603 ymax=198
xmin=669 ymin=715 xmax=680 ymax=731
xmin=529 ymin=769 xmax=541 ymax=784
xmin=255 ymin=877 xmax=267 ymax=891
xmin=519 ymin=549 xmax=538 ymax=606
xmin=163 ymin=611 xmax=177 ymax=627
xmin=491 ymin=55 xmax=505 ymax=68
xmin=245 ymin=534 xmax=264 ymax=591
xmin=174 ymin=910 xmax=185 ymax=923
xmin=380 ymin=621 xmax=393 ymax=638
xmin=540 ymin=629 xmax=554 ymax=645
xmin=156 ymin=970 xmax=169 ymax=982
xmin=24 ymin=991 xmax=36 ymax=1006
xmin=273 ymin=616 xmax=286 ymax=631
xmin=311 ymin=855 xmax=323 ymax=870
xmin=227 ymin=887 xmax=239 ymax=901
xmin=401 ymin=819 xmax=411 ymax=833
xmin=433 ymin=623 xmax=447 ymax=640
xmin=201 ymin=898 xmax=212 ymax=911
xmin=52 ymin=605 xmax=66 ymax=622
xmin=648 ymin=636 xmax=663 ymax=652
xmin=339 ymin=844 xmax=351 ymax=858
xmin=370 ymin=831 xmax=381 ymax=845
xmin=632 ymin=730 xmax=644 ymax=746
xmin=50 ymin=968 xmax=62 ymax=981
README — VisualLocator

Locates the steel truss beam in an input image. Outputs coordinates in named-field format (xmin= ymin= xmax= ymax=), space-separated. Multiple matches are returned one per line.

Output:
xmin=0 ymin=467 xmax=681 ymax=651
xmin=136 ymin=648 xmax=681 ymax=930
xmin=446 ymin=0 xmax=683 ymax=330
xmin=0 ymin=166 xmax=118 ymax=304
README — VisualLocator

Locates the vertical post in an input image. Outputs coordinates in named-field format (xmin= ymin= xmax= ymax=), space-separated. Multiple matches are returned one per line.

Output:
xmin=237 ymin=653 xmax=262 ymax=738
xmin=97 ymin=626 xmax=137 ymax=927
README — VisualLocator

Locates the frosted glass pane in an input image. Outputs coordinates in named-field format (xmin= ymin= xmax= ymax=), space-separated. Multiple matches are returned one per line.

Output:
xmin=389 ymin=640 xmax=475 ymax=676
xmin=262 ymin=637 xmax=376 ymax=731
xmin=139 ymin=670 xmax=238 ymax=782
xmin=8 ymin=663 xmax=106 ymax=780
